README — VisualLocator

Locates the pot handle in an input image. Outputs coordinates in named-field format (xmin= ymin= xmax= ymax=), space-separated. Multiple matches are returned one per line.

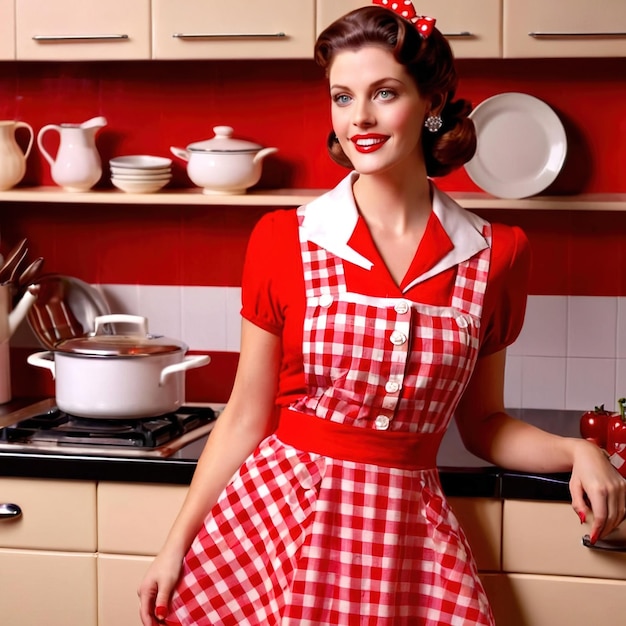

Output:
xmin=93 ymin=314 xmax=149 ymax=336
xmin=170 ymin=146 xmax=191 ymax=162
xmin=26 ymin=351 xmax=56 ymax=378
xmin=159 ymin=354 xmax=211 ymax=385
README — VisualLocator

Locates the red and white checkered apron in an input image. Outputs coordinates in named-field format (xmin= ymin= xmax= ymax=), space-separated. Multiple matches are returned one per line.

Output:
xmin=168 ymin=210 xmax=495 ymax=626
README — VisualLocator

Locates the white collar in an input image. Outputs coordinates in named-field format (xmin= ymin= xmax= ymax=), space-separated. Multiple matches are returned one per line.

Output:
xmin=299 ymin=172 xmax=489 ymax=291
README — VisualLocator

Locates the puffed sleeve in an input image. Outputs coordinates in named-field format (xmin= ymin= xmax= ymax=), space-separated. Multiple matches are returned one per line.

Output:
xmin=240 ymin=209 xmax=299 ymax=336
xmin=479 ymin=224 xmax=532 ymax=357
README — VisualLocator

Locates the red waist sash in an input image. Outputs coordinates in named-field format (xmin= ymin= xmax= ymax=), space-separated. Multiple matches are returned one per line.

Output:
xmin=275 ymin=408 xmax=443 ymax=470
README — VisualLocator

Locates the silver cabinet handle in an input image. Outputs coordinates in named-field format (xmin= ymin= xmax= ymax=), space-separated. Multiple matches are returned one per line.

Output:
xmin=442 ymin=31 xmax=474 ymax=38
xmin=529 ymin=31 xmax=626 ymax=38
xmin=0 ymin=503 xmax=22 ymax=520
xmin=582 ymin=534 xmax=626 ymax=552
xmin=32 ymin=34 xmax=130 ymax=42
xmin=172 ymin=32 xmax=286 ymax=40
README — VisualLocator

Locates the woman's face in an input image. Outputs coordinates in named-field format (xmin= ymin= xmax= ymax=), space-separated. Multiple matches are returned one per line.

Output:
xmin=329 ymin=45 xmax=430 ymax=177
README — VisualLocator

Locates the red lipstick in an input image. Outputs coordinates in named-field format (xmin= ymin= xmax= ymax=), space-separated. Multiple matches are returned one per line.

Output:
xmin=350 ymin=134 xmax=388 ymax=153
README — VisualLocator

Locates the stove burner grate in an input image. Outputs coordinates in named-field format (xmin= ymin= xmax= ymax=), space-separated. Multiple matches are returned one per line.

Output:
xmin=2 ymin=405 xmax=217 ymax=448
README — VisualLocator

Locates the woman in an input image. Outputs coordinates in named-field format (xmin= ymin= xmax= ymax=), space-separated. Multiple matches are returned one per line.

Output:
xmin=139 ymin=3 xmax=625 ymax=625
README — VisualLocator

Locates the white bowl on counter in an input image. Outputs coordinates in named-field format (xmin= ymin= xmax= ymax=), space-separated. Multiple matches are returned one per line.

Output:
xmin=111 ymin=177 xmax=171 ymax=194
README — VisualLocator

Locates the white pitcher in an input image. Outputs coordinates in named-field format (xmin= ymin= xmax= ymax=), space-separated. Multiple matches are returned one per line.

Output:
xmin=0 ymin=121 xmax=34 ymax=191
xmin=37 ymin=116 xmax=107 ymax=192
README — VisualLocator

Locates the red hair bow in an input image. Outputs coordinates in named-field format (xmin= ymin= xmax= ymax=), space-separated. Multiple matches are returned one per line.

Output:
xmin=372 ymin=0 xmax=436 ymax=39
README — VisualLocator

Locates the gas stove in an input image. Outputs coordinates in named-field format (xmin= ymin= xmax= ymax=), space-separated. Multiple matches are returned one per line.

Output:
xmin=0 ymin=398 xmax=221 ymax=458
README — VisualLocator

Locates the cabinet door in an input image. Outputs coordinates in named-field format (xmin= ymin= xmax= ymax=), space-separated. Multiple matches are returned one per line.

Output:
xmin=98 ymin=553 xmax=152 ymax=626
xmin=502 ymin=500 xmax=626 ymax=579
xmin=15 ymin=0 xmax=151 ymax=60
xmin=0 ymin=477 xmax=97 ymax=551
xmin=98 ymin=482 xmax=187 ymax=555
xmin=448 ymin=497 xmax=502 ymax=571
xmin=504 ymin=0 xmax=626 ymax=58
xmin=482 ymin=572 xmax=626 ymax=626
xmin=152 ymin=0 xmax=315 ymax=59
xmin=0 ymin=0 xmax=15 ymax=60
xmin=316 ymin=0 xmax=502 ymax=58
xmin=0 ymin=549 xmax=97 ymax=626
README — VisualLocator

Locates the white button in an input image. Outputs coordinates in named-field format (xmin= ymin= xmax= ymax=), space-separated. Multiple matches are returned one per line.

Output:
xmin=394 ymin=301 xmax=410 ymax=314
xmin=375 ymin=415 xmax=390 ymax=430
xmin=318 ymin=294 xmax=333 ymax=308
xmin=456 ymin=316 xmax=469 ymax=328
xmin=385 ymin=381 xmax=400 ymax=393
xmin=390 ymin=330 xmax=407 ymax=346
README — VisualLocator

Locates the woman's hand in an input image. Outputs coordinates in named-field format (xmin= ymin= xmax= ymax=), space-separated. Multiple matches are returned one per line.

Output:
xmin=569 ymin=439 xmax=626 ymax=543
xmin=137 ymin=549 xmax=184 ymax=625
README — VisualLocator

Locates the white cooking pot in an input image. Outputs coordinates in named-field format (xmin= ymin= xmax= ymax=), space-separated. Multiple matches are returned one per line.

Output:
xmin=26 ymin=314 xmax=210 ymax=419
xmin=170 ymin=125 xmax=277 ymax=195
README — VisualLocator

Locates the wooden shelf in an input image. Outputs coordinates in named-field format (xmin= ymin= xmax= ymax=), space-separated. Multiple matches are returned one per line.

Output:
xmin=1 ymin=186 xmax=626 ymax=210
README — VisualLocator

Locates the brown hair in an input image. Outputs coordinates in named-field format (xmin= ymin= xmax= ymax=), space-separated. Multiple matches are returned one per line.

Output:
xmin=315 ymin=6 xmax=476 ymax=177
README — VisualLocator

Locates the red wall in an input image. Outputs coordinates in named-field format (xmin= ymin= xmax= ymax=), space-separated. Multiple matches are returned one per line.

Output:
xmin=1 ymin=57 xmax=625 ymax=401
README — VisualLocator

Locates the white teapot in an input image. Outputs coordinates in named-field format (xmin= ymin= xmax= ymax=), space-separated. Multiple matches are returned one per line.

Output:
xmin=171 ymin=126 xmax=277 ymax=195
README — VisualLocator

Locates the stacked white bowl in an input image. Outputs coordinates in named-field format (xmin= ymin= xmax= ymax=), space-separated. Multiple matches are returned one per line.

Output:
xmin=110 ymin=155 xmax=172 ymax=193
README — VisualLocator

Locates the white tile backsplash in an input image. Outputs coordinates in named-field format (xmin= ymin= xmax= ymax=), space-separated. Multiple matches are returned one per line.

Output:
xmin=520 ymin=356 xmax=567 ymax=410
xmin=508 ymin=295 xmax=567 ymax=357
xmin=567 ymin=296 xmax=617 ymax=358
xmin=12 ymin=285 xmax=624 ymax=412
xmin=565 ymin=357 xmax=616 ymax=411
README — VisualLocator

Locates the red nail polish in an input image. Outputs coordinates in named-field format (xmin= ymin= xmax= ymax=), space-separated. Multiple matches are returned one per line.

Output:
xmin=577 ymin=511 xmax=586 ymax=524
xmin=155 ymin=606 xmax=167 ymax=621
xmin=589 ymin=532 xmax=599 ymax=545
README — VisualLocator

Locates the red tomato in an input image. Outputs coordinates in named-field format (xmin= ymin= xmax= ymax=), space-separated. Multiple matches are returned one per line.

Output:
xmin=607 ymin=415 xmax=626 ymax=453
xmin=579 ymin=404 xmax=612 ymax=448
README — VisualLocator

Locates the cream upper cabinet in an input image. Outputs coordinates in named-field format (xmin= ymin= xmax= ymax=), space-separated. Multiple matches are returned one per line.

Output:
xmin=152 ymin=0 xmax=315 ymax=59
xmin=504 ymin=0 xmax=626 ymax=58
xmin=15 ymin=0 xmax=151 ymax=60
xmin=316 ymin=1 xmax=502 ymax=58
xmin=0 ymin=0 xmax=15 ymax=60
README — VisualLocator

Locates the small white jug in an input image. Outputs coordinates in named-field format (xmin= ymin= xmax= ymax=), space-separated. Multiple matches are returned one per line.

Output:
xmin=0 ymin=121 xmax=34 ymax=191
xmin=37 ymin=116 xmax=107 ymax=192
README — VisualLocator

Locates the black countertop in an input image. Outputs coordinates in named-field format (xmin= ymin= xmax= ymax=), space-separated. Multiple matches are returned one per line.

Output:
xmin=0 ymin=403 xmax=579 ymax=502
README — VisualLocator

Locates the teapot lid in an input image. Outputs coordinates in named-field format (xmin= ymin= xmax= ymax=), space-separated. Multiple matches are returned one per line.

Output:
xmin=187 ymin=126 xmax=263 ymax=153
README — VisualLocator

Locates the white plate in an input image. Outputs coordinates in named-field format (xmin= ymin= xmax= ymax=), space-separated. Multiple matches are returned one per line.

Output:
xmin=464 ymin=92 xmax=567 ymax=199
xmin=109 ymin=155 xmax=172 ymax=169
xmin=110 ymin=166 xmax=171 ymax=178
xmin=111 ymin=177 xmax=170 ymax=193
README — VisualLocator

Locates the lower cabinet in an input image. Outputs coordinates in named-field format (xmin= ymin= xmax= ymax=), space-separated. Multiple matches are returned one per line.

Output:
xmin=98 ymin=553 xmax=153 ymax=626
xmin=483 ymin=573 xmax=626 ymax=626
xmin=0 ymin=477 xmax=98 ymax=626
xmin=97 ymin=482 xmax=188 ymax=626
xmin=3 ymin=478 xmax=625 ymax=625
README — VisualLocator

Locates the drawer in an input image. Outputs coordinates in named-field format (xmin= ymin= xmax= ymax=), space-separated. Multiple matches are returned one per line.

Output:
xmin=482 ymin=572 xmax=626 ymax=626
xmin=97 ymin=482 xmax=187 ymax=555
xmin=503 ymin=500 xmax=626 ymax=579
xmin=0 ymin=478 xmax=97 ymax=551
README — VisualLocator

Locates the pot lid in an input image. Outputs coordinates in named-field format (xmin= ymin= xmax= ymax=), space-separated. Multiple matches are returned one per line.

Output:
xmin=56 ymin=333 xmax=186 ymax=357
xmin=54 ymin=314 xmax=186 ymax=357
xmin=187 ymin=126 xmax=264 ymax=153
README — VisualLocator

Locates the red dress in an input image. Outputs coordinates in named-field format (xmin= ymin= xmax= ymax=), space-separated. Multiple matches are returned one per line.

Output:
xmin=169 ymin=173 xmax=530 ymax=625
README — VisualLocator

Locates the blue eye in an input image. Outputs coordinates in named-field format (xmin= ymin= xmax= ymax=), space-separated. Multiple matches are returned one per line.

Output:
xmin=333 ymin=94 xmax=352 ymax=106
xmin=377 ymin=89 xmax=396 ymax=101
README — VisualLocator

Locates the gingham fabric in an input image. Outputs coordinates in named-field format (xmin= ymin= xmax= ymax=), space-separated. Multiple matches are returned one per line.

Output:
xmin=168 ymin=209 xmax=495 ymax=625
